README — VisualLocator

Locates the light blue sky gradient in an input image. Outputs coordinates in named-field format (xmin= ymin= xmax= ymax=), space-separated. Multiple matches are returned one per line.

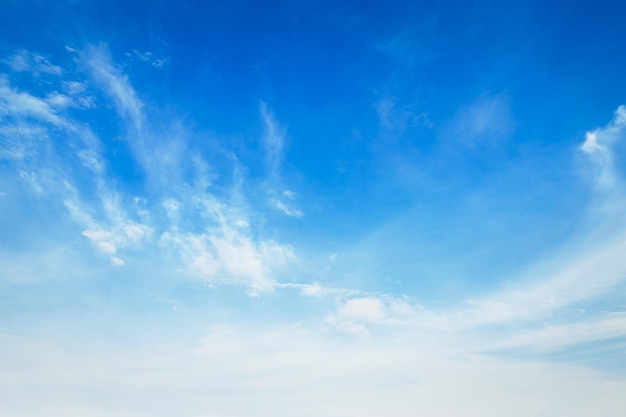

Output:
xmin=2 ymin=1 xmax=626 ymax=416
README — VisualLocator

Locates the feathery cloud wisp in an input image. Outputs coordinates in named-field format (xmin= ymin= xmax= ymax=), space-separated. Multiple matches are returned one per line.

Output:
xmin=260 ymin=101 xmax=285 ymax=180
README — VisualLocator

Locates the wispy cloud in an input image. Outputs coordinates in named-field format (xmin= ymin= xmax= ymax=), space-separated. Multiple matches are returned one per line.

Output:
xmin=273 ymin=190 xmax=303 ymax=218
xmin=1 ymin=47 xmax=299 ymax=293
xmin=495 ymin=313 xmax=626 ymax=353
xmin=307 ymin=104 xmax=626 ymax=355
xmin=258 ymin=103 xmax=304 ymax=217
xmin=82 ymin=45 xmax=144 ymax=132
xmin=0 ymin=76 xmax=67 ymax=127
xmin=0 ymin=124 xmax=47 ymax=161
xmin=64 ymin=194 xmax=150 ymax=267
xmin=77 ymin=50 xmax=298 ymax=292
xmin=446 ymin=94 xmax=515 ymax=146
xmin=374 ymin=97 xmax=432 ymax=136
xmin=259 ymin=101 xmax=284 ymax=180
xmin=126 ymin=49 xmax=168 ymax=68
xmin=315 ymin=105 xmax=626 ymax=362
xmin=4 ymin=50 xmax=62 ymax=75
xmin=159 ymin=198 xmax=295 ymax=294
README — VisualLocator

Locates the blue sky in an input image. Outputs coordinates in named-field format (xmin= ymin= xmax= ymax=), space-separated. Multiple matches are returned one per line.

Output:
xmin=2 ymin=0 xmax=626 ymax=415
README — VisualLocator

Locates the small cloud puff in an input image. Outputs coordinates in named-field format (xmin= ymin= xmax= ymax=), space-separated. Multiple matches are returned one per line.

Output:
xmin=326 ymin=297 xmax=388 ymax=337
xmin=300 ymin=282 xmax=329 ymax=297
xmin=580 ymin=105 xmax=626 ymax=191
xmin=338 ymin=297 xmax=387 ymax=323
xmin=275 ymin=200 xmax=304 ymax=218
xmin=274 ymin=190 xmax=304 ymax=217
xmin=127 ymin=49 xmax=168 ymax=68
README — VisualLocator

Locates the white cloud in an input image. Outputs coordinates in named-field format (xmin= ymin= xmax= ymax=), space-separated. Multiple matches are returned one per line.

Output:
xmin=80 ymin=46 xmax=193 ymax=187
xmin=62 ymin=80 xmax=87 ymax=95
xmin=155 ymin=182 xmax=297 ymax=294
xmin=44 ymin=92 xmax=72 ymax=108
xmin=213 ymin=233 xmax=271 ymax=289
xmin=81 ymin=229 xmax=118 ymax=255
xmin=382 ymin=105 xmax=626 ymax=336
xmin=160 ymin=218 xmax=295 ymax=294
xmin=325 ymin=297 xmax=389 ymax=337
xmin=299 ymin=282 xmax=329 ymax=297
xmin=0 ymin=124 xmax=47 ymax=161
xmin=398 ymin=226 xmax=626 ymax=335
xmin=110 ymin=256 xmax=125 ymax=267
xmin=61 ymin=81 xmax=95 ymax=108
xmin=82 ymin=45 xmax=144 ymax=132
xmin=0 ymin=58 xmax=138 ymax=269
xmin=338 ymin=297 xmax=386 ymax=323
xmin=128 ymin=49 xmax=168 ymax=68
xmin=162 ymin=198 xmax=180 ymax=215
xmin=260 ymin=101 xmax=285 ymax=179
xmin=65 ymin=194 xmax=151 ymax=266
xmin=258 ymin=106 xmax=304 ymax=217
xmin=496 ymin=313 xmax=626 ymax=352
xmin=274 ymin=189 xmax=304 ymax=217
xmin=74 ymin=47 xmax=299 ymax=291
xmin=276 ymin=282 xmax=359 ymax=298
xmin=123 ymin=223 xmax=147 ymax=241
xmin=274 ymin=199 xmax=303 ymax=217
xmin=0 ymin=76 xmax=67 ymax=127
xmin=4 ymin=50 xmax=62 ymax=75
xmin=76 ymin=148 xmax=104 ymax=174
xmin=18 ymin=170 xmax=44 ymax=194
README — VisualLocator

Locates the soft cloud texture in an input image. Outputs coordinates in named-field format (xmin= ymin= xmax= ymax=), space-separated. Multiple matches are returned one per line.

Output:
xmin=448 ymin=94 xmax=515 ymax=146
xmin=1 ymin=47 xmax=297 ymax=292
xmin=4 ymin=50 xmax=62 ymax=75
xmin=2 ymin=11 xmax=626 ymax=413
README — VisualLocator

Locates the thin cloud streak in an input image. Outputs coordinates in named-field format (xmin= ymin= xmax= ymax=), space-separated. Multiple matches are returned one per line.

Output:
xmin=82 ymin=45 xmax=144 ymax=132
xmin=494 ymin=313 xmax=626 ymax=353
xmin=259 ymin=101 xmax=284 ymax=180
xmin=259 ymin=103 xmax=304 ymax=217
